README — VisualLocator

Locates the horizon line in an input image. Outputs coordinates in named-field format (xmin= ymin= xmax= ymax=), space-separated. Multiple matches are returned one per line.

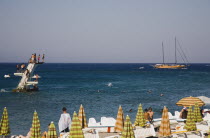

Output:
xmin=0 ymin=62 xmax=209 ymax=64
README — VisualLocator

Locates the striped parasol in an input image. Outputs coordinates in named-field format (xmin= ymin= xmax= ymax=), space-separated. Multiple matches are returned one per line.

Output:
xmin=184 ymin=106 xmax=197 ymax=131
xmin=191 ymin=107 xmax=196 ymax=122
xmin=114 ymin=105 xmax=124 ymax=132
xmin=31 ymin=110 xmax=41 ymax=138
xmin=0 ymin=107 xmax=10 ymax=136
xmin=158 ymin=106 xmax=171 ymax=137
xmin=176 ymin=96 xmax=205 ymax=107
xmin=47 ymin=121 xmax=57 ymax=138
xmin=194 ymin=103 xmax=203 ymax=122
xmin=120 ymin=115 xmax=135 ymax=138
xmin=78 ymin=104 xmax=87 ymax=129
xmin=69 ymin=111 xmax=84 ymax=138
xmin=208 ymin=127 xmax=210 ymax=138
xmin=134 ymin=104 xmax=145 ymax=127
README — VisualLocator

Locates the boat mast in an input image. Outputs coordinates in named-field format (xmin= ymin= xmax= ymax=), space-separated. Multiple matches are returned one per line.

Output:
xmin=162 ymin=42 xmax=165 ymax=64
xmin=175 ymin=37 xmax=177 ymax=64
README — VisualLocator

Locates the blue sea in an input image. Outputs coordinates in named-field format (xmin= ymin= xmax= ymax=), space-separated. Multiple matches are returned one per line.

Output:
xmin=0 ymin=63 xmax=210 ymax=135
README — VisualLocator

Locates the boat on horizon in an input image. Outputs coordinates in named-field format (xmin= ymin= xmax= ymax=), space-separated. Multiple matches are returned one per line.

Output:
xmin=154 ymin=37 xmax=189 ymax=69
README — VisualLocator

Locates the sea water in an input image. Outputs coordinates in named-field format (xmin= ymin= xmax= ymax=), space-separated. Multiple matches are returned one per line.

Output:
xmin=0 ymin=63 xmax=210 ymax=135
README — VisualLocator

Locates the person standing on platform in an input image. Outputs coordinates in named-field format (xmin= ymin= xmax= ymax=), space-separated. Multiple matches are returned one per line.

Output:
xmin=38 ymin=54 xmax=40 ymax=63
xmin=42 ymin=54 xmax=45 ymax=62
xmin=31 ymin=54 xmax=34 ymax=63
xmin=58 ymin=107 xmax=71 ymax=133
xmin=34 ymin=53 xmax=37 ymax=63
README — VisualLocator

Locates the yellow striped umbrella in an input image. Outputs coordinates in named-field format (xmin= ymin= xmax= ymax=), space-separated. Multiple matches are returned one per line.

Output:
xmin=114 ymin=105 xmax=124 ymax=132
xmin=78 ymin=104 xmax=87 ymax=129
xmin=121 ymin=115 xmax=135 ymax=138
xmin=69 ymin=111 xmax=84 ymax=138
xmin=158 ymin=106 xmax=171 ymax=137
xmin=176 ymin=96 xmax=205 ymax=107
xmin=194 ymin=103 xmax=203 ymax=122
xmin=134 ymin=104 xmax=145 ymax=127
xmin=31 ymin=110 xmax=41 ymax=138
xmin=184 ymin=106 xmax=197 ymax=131
xmin=0 ymin=107 xmax=10 ymax=136
xmin=47 ymin=121 xmax=57 ymax=138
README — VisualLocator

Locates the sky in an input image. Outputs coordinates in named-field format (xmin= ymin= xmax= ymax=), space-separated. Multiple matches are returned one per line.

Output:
xmin=0 ymin=0 xmax=210 ymax=63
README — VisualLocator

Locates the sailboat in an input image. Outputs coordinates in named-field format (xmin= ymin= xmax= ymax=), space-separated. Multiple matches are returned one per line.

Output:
xmin=154 ymin=37 xmax=189 ymax=69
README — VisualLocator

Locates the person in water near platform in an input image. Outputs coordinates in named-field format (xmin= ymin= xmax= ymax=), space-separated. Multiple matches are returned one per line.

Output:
xmin=58 ymin=107 xmax=71 ymax=133
xmin=148 ymin=107 xmax=154 ymax=123
xmin=148 ymin=90 xmax=152 ymax=93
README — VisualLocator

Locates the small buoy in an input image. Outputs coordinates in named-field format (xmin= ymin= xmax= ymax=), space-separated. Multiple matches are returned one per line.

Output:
xmin=107 ymin=83 xmax=112 ymax=87
xmin=4 ymin=75 xmax=10 ymax=78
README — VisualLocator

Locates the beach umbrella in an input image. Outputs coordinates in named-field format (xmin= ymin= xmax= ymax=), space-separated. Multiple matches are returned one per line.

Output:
xmin=0 ymin=107 xmax=10 ymax=136
xmin=69 ymin=111 xmax=84 ymax=138
xmin=31 ymin=111 xmax=41 ymax=138
xmin=78 ymin=104 xmax=87 ymax=129
xmin=191 ymin=107 xmax=196 ymax=122
xmin=194 ymin=103 xmax=203 ymax=122
xmin=121 ymin=115 xmax=135 ymax=138
xmin=208 ymin=127 xmax=210 ymax=138
xmin=176 ymin=96 xmax=205 ymax=107
xmin=47 ymin=121 xmax=57 ymax=138
xmin=158 ymin=106 xmax=171 ymax=137
xmin=184 ymin=106 xmax=197 ymax=131
xmin=114 ymin=105 xmax=124 ymax=132
xmin=134 ymin=104 xmax=145 ymax=127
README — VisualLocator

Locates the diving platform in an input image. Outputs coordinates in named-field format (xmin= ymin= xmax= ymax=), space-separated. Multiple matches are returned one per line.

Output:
xmin=13 ymin=54 xmax=44 ymax=92
xmin=14 ymin=73 xmax=24 ymax=76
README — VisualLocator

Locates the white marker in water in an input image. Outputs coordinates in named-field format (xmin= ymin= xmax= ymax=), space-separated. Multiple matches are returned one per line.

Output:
xmin=108 ymin=83 xmax=113 ymax=87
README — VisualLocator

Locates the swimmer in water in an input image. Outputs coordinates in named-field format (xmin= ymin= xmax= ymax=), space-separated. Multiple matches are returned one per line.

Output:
xmin=160 ymin=93 xmax=164 ymax=96
xmin=148 ymin=90 xmax=152 ymax=93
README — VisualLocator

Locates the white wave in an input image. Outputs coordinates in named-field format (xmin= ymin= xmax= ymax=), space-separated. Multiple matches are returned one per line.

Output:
xmin=197 ymin=96 xmax=210 ymax=104
xmin=107 ymin=83 xmax=113 ymax=87
xmin=0 ymin=89 xmax=7 ymax=92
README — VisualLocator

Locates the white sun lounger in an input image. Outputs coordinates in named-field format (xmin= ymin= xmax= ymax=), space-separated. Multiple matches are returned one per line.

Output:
xmin=101 ymin=117 xmax=116 ymax=126
xmin=134 ymin=124 xmax=156 ymax=137
xmin=203 ymin=113 xmax=210 ymax=122
xmin=168 ymin=112 xmax=174 ymax=119
xmin=105 ymin=135 xmax=120 ymax=138
xmin=88 ymin=118 xmax=101 ymax=127
xmin=174 ymin=111 xmax=181 ymax=119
